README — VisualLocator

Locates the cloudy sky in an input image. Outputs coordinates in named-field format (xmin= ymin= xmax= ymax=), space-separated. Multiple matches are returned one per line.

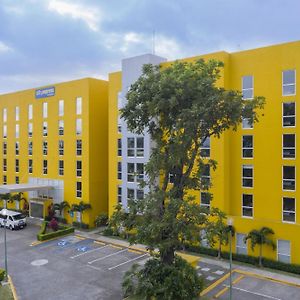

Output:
xmin=0 ymin=0 xmax=299 ymax=94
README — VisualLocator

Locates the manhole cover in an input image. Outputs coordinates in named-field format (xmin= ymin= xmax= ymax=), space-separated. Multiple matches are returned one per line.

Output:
xmin=31 ymin=259 xmax=48 ymax=266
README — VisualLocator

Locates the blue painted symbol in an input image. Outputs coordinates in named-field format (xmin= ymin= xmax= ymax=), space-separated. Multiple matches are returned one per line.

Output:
xmin=58 ymin=240 xmax=68 ymax=247
xmin=77 ymin=246 xmax=88 ymax=252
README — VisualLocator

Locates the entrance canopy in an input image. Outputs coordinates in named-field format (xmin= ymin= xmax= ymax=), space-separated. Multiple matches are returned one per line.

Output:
xmin=0 ymin=183 xmax=54 ymax=194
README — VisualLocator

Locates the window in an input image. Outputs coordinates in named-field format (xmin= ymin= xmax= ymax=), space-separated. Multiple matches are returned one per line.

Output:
xmin=283 ymin=166 xmax=295 ymax=190
xmin=59 ymin=160 xmax=64 ymax=176
xmin=3 ymin=125 xmax=7 ymax=138
xmin=28 ymin=159 xmax=33 ymax=174
xmin=283 ymin=134 xmax=295 ymax=158
xmin=118 ymin=186 xmax=122 ymax=203
xmin=137 ymin=189 xmax=144 ymax=200
xmin=3 ymin=158 xmax=7 ymax=172
xmin=59 ymin=100 xmax=64 ymax=116
xmin=76 ymin=97 xmax=82 ymax=115
xmin=43 ymin=141 xmax=48 ymax=155
xmin=76 ymin=160 xmax=82 ymax=177
xmin=15 ymin=176 xmax=19 ymax=184
xmin=28 ymin=141 xmax=33 ymax=156
xmin=242 ymin=194 xmax=253 ymax=217
xmin=3 ymin=142 xmax=7 ymax=155
xmin=118 ymin=125 xmax=122 ymax=133
xmin=136 ymin=163 xmax=144 ymax=183
xmin=283 ymin=70 xmax=295 ymax=96
xmin=200 ymin=137 xmax=210 ymax=158
xmin=59 ymin=140 xmax=64 ymax=156
xmin=201 ymin=164 xmax=210 ymax=186
xmin=3 ymin=175 xmax=6 ymax=185
xmin=169 ymin=173 xmax=175 ymax=184
xmin=43 ymin=102 xmax=48 ymax=118
xmin=76 ymin=182 xmax=82 ymax=198
xmin=283 ymin=197 xmax=295 ymax=223
xmin=15 ymin=142 xmax=19 ymax=156
xmin=200 ymin=192 xmax=211 ymax=209
xmin=283 ymin=102 xmax=295 ymax=127
xmin=59 ymin=120 xmax=64 ymax=136
xmin=127 ymin=188 xmax=134 ymax=200
xmin=127 ymin=163 xmax=135 ymax=182
xmin=242 ymin=117 xmax=253 ymax=129
xmin=43 ymin=160 xmax=48 ymax=175
xmin=43 ymin=121 xmax=48 ymax=136
xmin=76 ymin=119 xmax=82 ymax=135
xmin=236 ymin=233 xmax=247 ymax=255
xmin=28 ymin=123 xmax=33 ymax=137
xmin=76 ymin=140 xmax=82 ymax=156
xmin=15 ymin=124 xmax=19 ymax=138
xmin=242 ymin=75 xmax=253 ymax=99
xmin=136 ymin=137 xmax=144 ymax=157
xmin=242 ymin=165 xmax=253 ymax=188
xmin=118 ymin=162 xmax=122 ymax=180
xmin=15 ymin=159 xmax=19 ymax=173
xmin=277 ymin=240 xmax=291 ymax=263
xmin=3 ymin=108 xmax=7 ymax=123
xmin=118 ymin=138 xmax=122 ymax=156
xmin=28 ymin=104 xmax=33 ymax=120
xmin=127 ymin=137 xmax=135 ymax=157
xmin=242 ymin=135 xmax=253 ymax=158
xmin=15 ymin=106 xmax=19 ymax=121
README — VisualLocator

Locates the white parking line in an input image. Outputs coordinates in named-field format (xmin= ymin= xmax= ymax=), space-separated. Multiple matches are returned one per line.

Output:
xmin=70 ymin=244 xmax=110 ymax=259
xmin=88 ymin=248 xmax=128 ymax=264
xmin=108 ymin=253 xmax=149 ymax=270
xmin=223 ymin=284 xmax=282 ymax=300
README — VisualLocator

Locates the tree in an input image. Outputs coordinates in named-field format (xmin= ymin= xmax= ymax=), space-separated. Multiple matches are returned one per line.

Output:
xmin=244 ymin=227 xmax=276 ymax=267
xmin=119 ymin=59 xmax=265 ymax=298
xmin=0 ymin=193 xmax=11 ymax=208
xmin=71 ymin=201 xmax=91 ymax=226
xmin=10 ymin=192 xmax=28 ymax=210
xmin=53 ymin=201 xmax=70 ymax=217
xmin=205 ymin=207 xmax=234 ymax=259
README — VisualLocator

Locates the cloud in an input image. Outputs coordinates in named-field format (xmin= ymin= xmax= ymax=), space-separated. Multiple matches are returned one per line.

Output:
xmin=47 ymin=0 xmax=101 ymax=31
xmin=0 ymin=41 xmax=13 ymax=53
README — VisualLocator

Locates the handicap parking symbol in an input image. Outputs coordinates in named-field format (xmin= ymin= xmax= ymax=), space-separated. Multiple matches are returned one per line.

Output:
xmin=77 ymin=246 xmax=88 ymax=252
xmin=57 ymin=240 xmax=68 ymax=247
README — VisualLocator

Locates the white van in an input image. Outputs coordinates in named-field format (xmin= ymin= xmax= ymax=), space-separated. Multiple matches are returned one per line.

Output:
xmin=0 ymin=209 xmax=27 ymax=230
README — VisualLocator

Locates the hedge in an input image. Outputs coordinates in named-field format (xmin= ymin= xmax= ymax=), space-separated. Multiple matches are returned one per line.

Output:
xmin=0 ymin=268 xmax=5 ymax=281
xmin=37 ymin=222 xmax=74 ymax=241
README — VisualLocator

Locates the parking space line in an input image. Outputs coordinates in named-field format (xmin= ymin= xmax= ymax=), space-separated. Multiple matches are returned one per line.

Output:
xmin=128 ymin=249 xmax=143 ymax=254
xmin=87 ymin=264 xmax=102 ymax=271
xmin=88 ymin=248 xmax=128 ymax=264
xmin=200 ymin=272 xmax=231 ymax=297
xmin=70 ymin=244 xmax=110 ymax=259
xmin=94 ymin=241 xmax=105 ymax=245
xmin=108 ymin=253 xmax=149 ymax=271
xmin=110 ymin=244 xmax=123 ymax=249
xmin=214 ymin=275 xmax=244 ymax=298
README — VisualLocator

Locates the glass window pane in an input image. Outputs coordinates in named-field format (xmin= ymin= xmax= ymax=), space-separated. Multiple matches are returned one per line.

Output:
xmin=242 ymin=76 xmax=253 ymax=89
xmin=283 ymin=70 xmax=295 ymax=85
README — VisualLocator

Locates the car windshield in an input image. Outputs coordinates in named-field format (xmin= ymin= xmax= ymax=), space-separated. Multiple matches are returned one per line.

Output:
xmin=13 ymin=214 xmax=25 ymax=220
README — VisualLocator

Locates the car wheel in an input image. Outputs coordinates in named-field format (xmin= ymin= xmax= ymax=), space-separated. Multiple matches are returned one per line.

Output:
xmin=9 ymin=225 xmax=13 ymax=230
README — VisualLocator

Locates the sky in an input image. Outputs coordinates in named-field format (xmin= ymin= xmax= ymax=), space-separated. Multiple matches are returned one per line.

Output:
xmin=1 ymin=0 xmax=300 ymax=94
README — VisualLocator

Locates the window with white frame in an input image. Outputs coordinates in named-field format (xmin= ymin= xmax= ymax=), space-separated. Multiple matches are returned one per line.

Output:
xmin=28 ymin=104 xmax=33 ymax=120
xmin=76 ymin=181 xmax=82 ymax=198
xmin=3 ymin=158 xmax=7 ymax=172
xmin=3 ymin=108 xmax=7 ymax=123
xmin=283 ymin=197 xmax=295 ymax=223
xmin=76 ymin=118 xmax=82 ymax=135
xmin=58 ymin=140 xmax=64 ymax=156
xmin=43 ymin=141 xmax=48 ymax=155
xmin=43 ymin=102 xmax=48 ymax=118
xmin=242 ymin=194 xmax=253 ymax=217
xmin=200 ymin=229 xmax=209 ymax=248
xmin=127 ymin=137 xmax=135 ymax=157
xmin=201 ymin=164 xmax=210 ymax=186
xmin=118 ymin=162 xmax=122 ymax=180
xmin=15 ymin=106 xmax=19 ymax=121
xmin=277 ymin=240 xmax=291 ymax=263
xmin=15 ymin=159 xmax=19 ymax=173
xmin=76 ymin=97 xmax=82 ymax=115
xmin=15 ymin=142 xmax=19 ymax=156
xmin=242 ymin=135 xmax=253 ymax=158
xmin=283 ymin=134 xmax=295 ymax=158
xmin=283 ymin=166 xmax=295 ymax=190
xmin=15 ymin=176 xmax=19 ymax=184
xmin=59 ymin=120 xmax=64 ymax=136
xmin=136 ymin=189 xmax=144 ymax=200
xmin=118 ymin=186 xmax=122 ymax=203
xmin=242 ymin=117 xmax=253 ymax=129
xmin=76 ymin=139 xmax=82 ymax=156
xmin=127 ymin=137 xmax=144 ymax=157
xmin=3 ymin=175 xmax=7 ymax=185
xmin=127 ymin=188 xmax=134 ymax=200
xmin=28 ymin=122 xmax=33 ymax=137
xmin=236 ymin=233 xmax=247 ymax=254
xmin=59 ymin=100 xmax=64 ymax=116
xmin=118 ymin=138 xmax=122 ymax=156
xmin=242 ymin=75 xmax=253 ymax=99
xmin=136 ymin=137 xmax=144 ymax=157
xmin=283 ymin=70 xmax=296 ymax=96
xmin=169 ymin=173 xmax=175 ymax=184
xmin=15 ymin=124 xmax=19 ymax=138
xmin=28 ymin=159 xmax=33 ymax=174
xmin=58 ymin=160 xmax=64 ymax=176
xmin=200 ymin=192 xmax=211 ymax=209
xmin=200 ymin=137 xmax=210 ymax=158
xmin=118 ymin=125 xmax=122 ymax=133
xmin=136 ymin=163 xmax=144 ymax=183
xmin=127 ymin=163 xmax=135 ymax=182
xmin=3 ymin=125 xmax=7 ymax=139
xmin=28 ymin=141 xmax=33 ymax=156
xmin=242 ymin=165 xmax=253 ymax=188
xmin=43 ymin=121 xmax=48 ymax=136
xmin=3 ymin=142 xmax=7 ymax=155
xmin=76 ymin=160 xmax=82 ymax=177
xmin=283 ymin=102 xmax=295 ymax=127
xmin=43 ymin=160 xmax=47 ymax=175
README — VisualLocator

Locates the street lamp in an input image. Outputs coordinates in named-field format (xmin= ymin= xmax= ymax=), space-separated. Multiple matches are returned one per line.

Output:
xmin=227 ymin=217 xmax=234 ymax=300
xmin=2 ymin=207 xmax=8 ymax=282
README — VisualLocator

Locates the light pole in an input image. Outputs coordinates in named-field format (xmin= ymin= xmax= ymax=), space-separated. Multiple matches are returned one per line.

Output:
xmin=2 ymin=206 xmax=8 ymax=282
xmin=227 ymin=217 xmax=234 ymax=300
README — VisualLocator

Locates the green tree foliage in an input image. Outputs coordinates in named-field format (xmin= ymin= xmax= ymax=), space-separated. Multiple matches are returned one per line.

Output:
xmin=244 ymin=227 xmax=276 ymax=267
xmin=118 ymin=59 xmax=265 ymax=298
xmin=71 ymin=201 xmax=91 ymax=226
xmin=53 ymin=201 xmax=70 ymax=216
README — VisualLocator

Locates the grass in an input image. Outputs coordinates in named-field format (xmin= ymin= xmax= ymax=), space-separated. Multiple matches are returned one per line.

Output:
xmin=0 ymin=283 xmax=14 ymax=300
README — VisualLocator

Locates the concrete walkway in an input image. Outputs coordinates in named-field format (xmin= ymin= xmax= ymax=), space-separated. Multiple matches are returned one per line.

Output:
xmin=75 ymin=229 xmax=300 ymax=286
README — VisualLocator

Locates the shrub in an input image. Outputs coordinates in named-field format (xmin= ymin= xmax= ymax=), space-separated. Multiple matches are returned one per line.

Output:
xmin=95 ymin=212 xmax=109 ymax=227
xmin=0 ymin=268 xmax=6 ymax=281
xmin=72 ymin=221 xmax=89 ymax=229
xmin=49 ymin=218 xmax=59 ymax=231
xmin=103 ymin=227 xmax=114 ymax=236
xmin=37 ymin=225 xmax=74 ymax=241
xmin=56 ymin=216 xmax=67 ymax=224
xmin=262 ymin=258 xmax=300 ymax=274
xmin=39 ymin=221 xmax=48 ymax=235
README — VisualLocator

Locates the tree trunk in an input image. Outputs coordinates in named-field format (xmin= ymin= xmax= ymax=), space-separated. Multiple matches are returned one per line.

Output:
xmin=259 ymin=244 xmax=263 ymax=267
xmin=161 ymin=247 xmax=175 ymax=265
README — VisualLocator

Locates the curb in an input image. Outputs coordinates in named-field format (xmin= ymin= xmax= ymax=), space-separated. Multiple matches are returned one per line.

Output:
xmin=8 ymin=275 xmax=18 ymax=300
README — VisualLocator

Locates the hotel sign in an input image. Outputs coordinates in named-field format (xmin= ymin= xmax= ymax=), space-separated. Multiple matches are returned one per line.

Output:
xmin=35 ymin=86 xmax=55 ymax=99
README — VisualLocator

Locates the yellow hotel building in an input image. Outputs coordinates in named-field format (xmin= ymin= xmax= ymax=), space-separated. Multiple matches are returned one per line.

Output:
xmin=109 ymin=41 xmax=300 ymax=264
xmin=0 ymin=78 xmax=108 ymax=228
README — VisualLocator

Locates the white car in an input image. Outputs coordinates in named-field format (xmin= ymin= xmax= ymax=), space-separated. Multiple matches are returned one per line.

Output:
xmin=0 ymin=209 xmax=27 ymax=230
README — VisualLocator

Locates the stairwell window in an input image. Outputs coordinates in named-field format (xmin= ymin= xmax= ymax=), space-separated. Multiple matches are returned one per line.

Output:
xmin=76 ymin=182 xmax=82 ymax=198
xmin=59 ymin=100 xmax=64 ymax=116
xmin=43 ymin=160 xmax=48 ymax=175
xmin=136 ymin=137 xmax=144 ymax=157
xmin=76 ymin=97 xmax=82 ymax=115
xmin=76 ymin=140 xmax=82 ymax=156
xmin=76 ymin=160 xmax=82 ymax=177
xmin=76 ymin=119 xmax=82 ymax=135
xmin=136 ymin=163 xmax=144 ymax=183
xmin=283 ymin=102 xmax=295 ymax=127
xmin=200 ymin=137 xmax=210 ymax=158
xmin=28 ymin=141 xmax=33 ymax=156
xmin=242 ymin=194 xmax=253 ymax=217
xmin=127 ymin=163 xmax=135 ymax=182
xmin=3 ymin=175 xmax=6 ymax=185
xmin=59 ymin=120 xmax=64 ymax=136
xmin=118 ymin=162 xmax=122 ymax=180
xmin=283 ymin=70 xmax=296 ymax=96
xmin=15 ymin=142 xmax=19 ymax=156
xmin=127 ymin=137 xmax=135 ymax=157
xmin=59 ymin=160 xmax=64 ymax=176
xmin=118 ymin=138 xmax=122 ymax=156
xmin=242 ymin=165 xmax=253 ymax=188
xmin=15 ymin=106 xmax=19 ymax=121
xmin=3 ymin=108 xmax=7 ymax=123
xmin=201 ymin=164 xmax=210 ymax=187
xmin=200 ymin=192 xmax=211 ymax=209
xmin=3 ymin=142 xmax=7 ymax=155
xmin=242 ymin=135 xmax=253 ymax=158
xmin=118 ymin=186 xmax=122 ymax=203
xmin=3 ymin=125 xmax=7 ymax=139
xmin=28 ymin=123 xmax=33 ymax=137
xmin=283 ymin=134 xmax=295 ymax=159
xmin=43 ymin=121 xmax=48 ymax=136
xmin=28 ymin=104 xmax=33 ymax=120
xmin=43 ymin=102 xmax=48 ymax=118
xmin=15 ymin=159 xmax=19 ymax=173
xmin=3 ymin=159 xmax=7 ymax=172
xmin=242 ymin=75 xmax=253 ymax=99
xmin=282 ymin=197 xmax=295 ymax=223
xmin=59 ymin=140 xmax=64 ymax=156
xmin=28 ymin=159 xmax=33 ymax=174
xmin=43 ymin=141 xmax=48 ymax=155
xmin=15 ymin=124 xmax=19 ymax=138
xmin=283 ymin=166 xmax=295 ymax=191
